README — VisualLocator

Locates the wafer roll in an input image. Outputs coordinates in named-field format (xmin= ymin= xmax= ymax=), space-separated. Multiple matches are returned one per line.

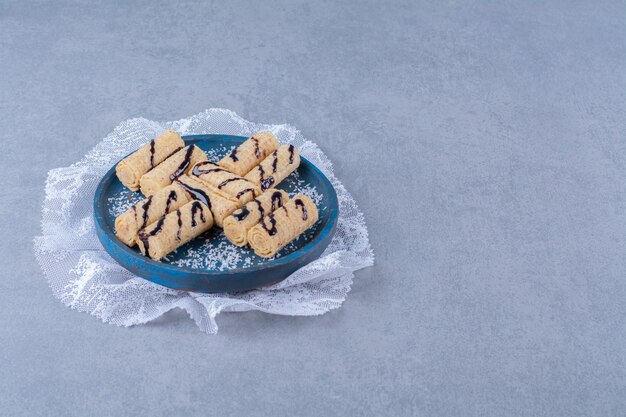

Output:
xmin=115 ymin=130 xmax=184 ymax=191
xmin=244 ymin=144 xmax=300 ymax=191
xmin=247 ymin=195 xmax=318 ymax=258
xmin=174 ymin=174 xmax=239 ymax=228
xmin=137 ymin=200 xmax=213 ymax=260
xmin=218 ymin=132 xmax=278 ymax=176
xmin=114 ymin=183 xmax=191 ymax=247
xmin=191 ymin=161 xmax=261 ymax=205
xmin=223 ymin=189 xmax=289 ymax=246
xmin=139 ymin=145 xmax=207 ymax=196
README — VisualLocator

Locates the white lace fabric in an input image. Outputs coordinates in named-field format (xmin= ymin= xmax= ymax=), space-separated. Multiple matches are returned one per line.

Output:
xmin=33 ymin=109 xmax=374 ymax=334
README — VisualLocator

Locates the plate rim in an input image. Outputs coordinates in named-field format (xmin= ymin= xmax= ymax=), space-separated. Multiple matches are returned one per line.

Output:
xmin=93 ymin=134 xmax=339 ymax=279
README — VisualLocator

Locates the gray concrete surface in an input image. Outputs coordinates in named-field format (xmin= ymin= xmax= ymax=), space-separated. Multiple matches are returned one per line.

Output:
xmin=1 ymin=1 xmax=625 ymax=416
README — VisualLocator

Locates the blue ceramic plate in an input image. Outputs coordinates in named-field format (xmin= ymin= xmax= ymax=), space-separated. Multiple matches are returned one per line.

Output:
xmin=94 ymin=134 xmax=338 ymax=293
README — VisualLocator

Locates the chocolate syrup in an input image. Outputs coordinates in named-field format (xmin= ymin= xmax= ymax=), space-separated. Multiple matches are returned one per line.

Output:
xmin=149 ymin=140 xmax=156 ymax=168
xmin=261 ymin=213 xmax=277 ymax=236
xmin=175 ymin=179 xmax=212 ymax=210
xmin=233 ymin=207 xmax=250 ymax=221
xmin=271 ymin=191 xmax=283 ymax=211
xmin=190 ymin=201 xmax=206 ymax=227
xmin=288 ymin=144 xmax=295 ymax=164
xmin=164 ymin=190 xmax=177 ymax=214
xmin=271 ymin=153 xmax=278 ymax=173
xmin=236 ymin=188 xmax=255 ymax=199
xmin=176 ymin=209 xmax=182 ymax=240
xmin=140 ymin=196 xmax=153 ymax=229
xmin=229 ymin=147 xmax=238 ymax=162
xmin=252 ymin=137 xmax=261 ymax=158
xmin=261 ymin=176 xmax=275 ymax=191
xmin=218 ymin=178 xmax=243 ymax=189
xmin=255 ymin=200 xmax=265 ymax=219
xmin=191 ymin=161 xmax=229 ymax=177
xmin=257 ymin=164 xmax=265 ymax=181
xmin=138 ymin=216 xmax=165 ymax=256
xmin=170 ymin=145 xmax=195 ymax=181
xmin=295 ymin=199 xmax=307 ymax=220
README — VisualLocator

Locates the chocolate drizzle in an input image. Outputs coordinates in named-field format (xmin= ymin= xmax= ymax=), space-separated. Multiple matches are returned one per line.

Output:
xmin=192 ymin=161 xmax=229 ymax=177
xmin=261 ymin=213 xmax=277 ymax=236
xmin=190 ymin=201 xmax=206 ymax=227
xmin=255 ymin=199 xmax=265 ymax=219
xmin=138 ymin=216 xmax=165 ymax=257
xmin=256 ymin=151 xmax=277 ymax=191
xmin=175 ymin=179 xmax=212 ymax=210
xmin=233 ymin=207 xmax=250 ymax=221
xmin=176 ymin=209 xmax=182 ymax=240
xmin=140 ymin=196 xmax=153 ymax=229
xmin=236 ymin=188 xmax=255 ymax=199
xmin=218 ymin=178 xmax=244 ymax=189
xmin=271 ymin=191 xmax=283 ymax=211
xmin=164 ymin=190 xmax=177 ymax=214
xmin=271 ymin=153 xmax=278 ymax=173
xmin=149 ymin=140 xmax=156 ymax=168
xmin=191 ymin=161 xmax=209 ymax=175
xmin=252 ymin=137 xmax=261 ymax=158
xmin=229 ymin=147 xmax=238 ymax=162
xmin=261 ymin=176 xmax=275 ymax=191
xmin=288 ymin=144 xmax=295 ymax=164
xmin=295 ymin=199 xmax=307 ymax=220
xmin=257 ymin=164 xmax=265 ymax=181
xmin=170 ymin=146 xmax=195 ymax=181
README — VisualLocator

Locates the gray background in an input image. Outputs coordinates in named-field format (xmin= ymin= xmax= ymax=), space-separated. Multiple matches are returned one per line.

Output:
xmin=1 ymin=0 xmax=624 ymax=416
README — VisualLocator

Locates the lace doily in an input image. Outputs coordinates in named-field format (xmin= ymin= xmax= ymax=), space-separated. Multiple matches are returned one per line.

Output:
xmin=33 ymin=109 xmax=374 ymax=334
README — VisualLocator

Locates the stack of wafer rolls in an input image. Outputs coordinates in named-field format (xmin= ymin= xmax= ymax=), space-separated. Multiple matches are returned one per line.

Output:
xmin=139 ymin=145 xmax=208 ymax=196
xmin=137 ymin=200 xmax=214 ymax=260
xmin=114 ymin=129 xmax=319 ymax=261
xmin=115 ymin=183 xmax=191 ymax=246
xmin=191 ymin=161 xmax=261 ymax=205
xmin=244 ymin=144 xmax=301 ymax=191
xmin=174 ymin=174 xmax=239 ymax=228
xmin=115 ymin=130 xmax=184 ymax=191
xmin=247 ymin=195 xmax=318 ymax=258
xmin=223 ymin=189 xmax=289 ymax=246
xmin=218 ymin=132 xmax=278 ymax=176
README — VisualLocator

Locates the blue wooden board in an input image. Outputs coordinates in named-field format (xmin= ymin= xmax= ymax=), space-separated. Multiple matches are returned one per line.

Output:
xmin=93 ymin=134 xmax=338 ymax=293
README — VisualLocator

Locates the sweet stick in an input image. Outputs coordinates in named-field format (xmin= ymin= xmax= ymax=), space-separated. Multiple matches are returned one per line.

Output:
xmin=139 ymin=145 xmax=207 ymax=196
xmin=223 ymin=189 xmax=289 ymax=246
xmin=137 ymin=200 xmax=214 ymax=260
xmin=244 ymin=144 xmax=300 ymax=191
xmin=218 ymin=132 xmax=278 ymax=176
xmin=115 ymin=183 xmax=191 ymax=246
xmin=247 ymin=195 xmax=318 ymax=258
xmin=115 ymin=130 xmax=184 ymax=191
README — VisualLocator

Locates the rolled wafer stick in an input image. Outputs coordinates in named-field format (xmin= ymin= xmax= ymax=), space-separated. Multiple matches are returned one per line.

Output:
xmin=115 ymin=183 xmax=191 ymax=247
xmin=223 ymin=189 xmax=289 ymax=246
xmin=218 ymin=132 xmax=278 ymax=176
xmin=174 ymin=174 xmax=239 ymax=228
xmin=139 ymin=145 xmax=207 ymax=196
xmin=137 ymin=200 xmax=214 ymax=260
xmin=115 ymin=130 xmax=184 ymax=191
xmin=244 ymin=144 xmax=300 ymax=191
xmin=191 ymin=161 xmax=261 ymax=205
xmin=247 ymin=195 xmax=318 ymax=258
